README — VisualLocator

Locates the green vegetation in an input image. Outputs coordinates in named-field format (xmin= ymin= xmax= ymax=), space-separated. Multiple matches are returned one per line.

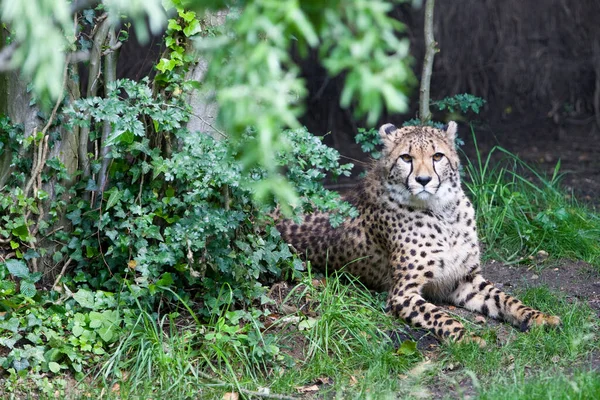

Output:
xmin=463 ymin=133 xmax=600 ymax=266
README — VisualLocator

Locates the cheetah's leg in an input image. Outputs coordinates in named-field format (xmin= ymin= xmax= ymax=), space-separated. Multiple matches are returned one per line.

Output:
xmin=448 ymin=273 xmax=561 ymax=331
xmin=386 ymin=281 xmax=478 ymax=343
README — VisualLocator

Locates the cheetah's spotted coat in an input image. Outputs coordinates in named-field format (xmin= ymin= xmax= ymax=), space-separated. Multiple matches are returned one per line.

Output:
xmin=278 ymin=122 xmax=560 ymax=343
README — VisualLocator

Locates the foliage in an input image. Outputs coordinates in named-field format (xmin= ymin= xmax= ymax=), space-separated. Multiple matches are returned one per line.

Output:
xmin=61 ymin=77 xmax=353 ymax=311
xmin=0 ymin=0 xmax=165 ymax=101
xmin=0 ymin=286 xmax=134 ymax=377
xmin=431 ymin=93 xmax=486 ymax=114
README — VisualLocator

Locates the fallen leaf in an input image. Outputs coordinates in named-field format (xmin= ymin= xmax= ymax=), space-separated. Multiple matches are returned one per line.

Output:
xmin=316 ymin=377 xmax=333 ymax=385
xmin=222 ymin=392 xmax=239 ymax=400
xmin=447 ymin=305 xmax=456 ymax=310
xmin=111 ymin=383 xmax=120 ymax=393
xmin=281 ymin=304 xmax=298 ymax=315
xmin=127 ymin=260 xmax=137 ymax=269
xmin=295 ymin=385 xmax=319 ymax=393
xmin=298 ymin=317 xmax=318 ymax=330
xmin=349 ymin=375 xmax=358 ymax=386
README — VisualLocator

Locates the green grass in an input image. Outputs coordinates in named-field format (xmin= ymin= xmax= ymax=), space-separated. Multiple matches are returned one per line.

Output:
xmin=268 ymin=270 xmax=422 ymax=398
xmin=478 ymin=370 xmax=600 ymax=400
xmin=463 ymin=132 xmax=600 ymax=267
xmin=444 ymin=287 xmax=597 ymax=375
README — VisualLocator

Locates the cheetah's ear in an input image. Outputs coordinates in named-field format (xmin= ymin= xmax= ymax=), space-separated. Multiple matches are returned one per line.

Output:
xmin=379 ymin=123 xmax=397 ymax=142
xmin=444 ymin=121 xmax=458 ymax=143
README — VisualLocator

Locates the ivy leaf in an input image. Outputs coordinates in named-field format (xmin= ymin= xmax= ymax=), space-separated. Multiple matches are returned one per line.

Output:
xmin=105 ymin=188 xmax=123 ymax=210
xmin=183 ymin=19 xmax=201 ymax=37
xmin=48 ymin=361 xmax=61 ymax=373
xmin=73 ymin=289 xmax=95 ymax=309
xmin=85 ymin=179 xmax=99 ymax=192
xmin=167 ymin=19 xmax=182 ymax=31
xmin=11 ymin=225 xmax=30 ymax=241
xmin=72 ymin=325 xmax=85 ymax=337
xmin=88 ymin=311 xmax=103 ymax=329
xmin=13 ymin=358 xmax=30 ymax=372
xmin=5 ymin=259 xmax=30 ymax=279
xmin=0 ymin=317 xmax=20 ymax=333
xmin=156 ymin=272 xmax=173 ymax=287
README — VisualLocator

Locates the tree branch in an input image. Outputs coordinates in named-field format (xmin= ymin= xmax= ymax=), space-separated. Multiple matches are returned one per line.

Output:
xmin=419 ymin=0 xmax=437 ymax=123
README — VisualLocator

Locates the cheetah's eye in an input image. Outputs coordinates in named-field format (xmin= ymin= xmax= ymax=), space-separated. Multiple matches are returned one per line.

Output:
xmin=432 ymin=152 xmax=444 ymax=162
xmin=400 ymin=154 xmax=412 ymax=163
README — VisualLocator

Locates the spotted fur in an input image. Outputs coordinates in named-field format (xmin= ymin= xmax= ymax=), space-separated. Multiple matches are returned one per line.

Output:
xmin=277 ymin=122 xmax=561 ymax=344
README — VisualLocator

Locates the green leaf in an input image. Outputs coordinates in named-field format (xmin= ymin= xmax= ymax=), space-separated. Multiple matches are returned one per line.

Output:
xmin=298 ymin=317 xmax=318 ymax=331
xmin=73 ymin=289 xmax=95 ymax=309
xmin=11 ymin=225 xmax=30 ymax=241
xmin=105 ymin=188 xmax=123 ymax=210
xmin=5 ymin=259 xmax=30 ymax=279
xmin=20 ymin=281 xmax=36 ymax=298
xmin=183 ymin=19 xmax=201 ymax=37
xmin=48 ymin=361 xmax=61 ymax=373
xmin=98 ymin=326 xmax=114 ymax=342
xmin=0 ymin=317 xmax=20 ymax=333
xmin=88 ymin=311 xmax=103 ymax=329
xmin=167 ymin=19 xmax=182 ymax=31
xmin=397 ymin=340 xmax=418 ymax=356
xmin=72 ymin=325 xmax=85 ymax=337
xmin=156 ymin=272 xmax=173 ymax=287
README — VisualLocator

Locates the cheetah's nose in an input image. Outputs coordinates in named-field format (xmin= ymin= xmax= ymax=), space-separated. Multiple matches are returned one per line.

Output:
xmin=415 ymin=176 xmax=432 ymax=186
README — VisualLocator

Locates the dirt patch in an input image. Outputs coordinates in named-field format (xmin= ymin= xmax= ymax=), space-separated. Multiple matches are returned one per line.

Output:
xmin=483 ymin=259 xmax=600 ymax=317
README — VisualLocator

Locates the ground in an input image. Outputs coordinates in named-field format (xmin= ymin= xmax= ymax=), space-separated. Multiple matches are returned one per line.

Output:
xmin=264 ymin=257 xmax=600 ymax=399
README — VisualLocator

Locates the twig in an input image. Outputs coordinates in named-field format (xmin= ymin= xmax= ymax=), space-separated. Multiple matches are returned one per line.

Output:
xmin=52 ymin=257 xmax=73 ymax=290
xmin=419 ymin=0 xmax=437 ymax=123
xmin=168 ymin=104 xmax=227 ymax=138
xmin=195 ymin=369 xmax=297 ymax=400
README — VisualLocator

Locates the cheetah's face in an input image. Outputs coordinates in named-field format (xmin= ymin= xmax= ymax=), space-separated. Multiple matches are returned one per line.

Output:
xmin=378 ymin=122 xmax=461 ymax=207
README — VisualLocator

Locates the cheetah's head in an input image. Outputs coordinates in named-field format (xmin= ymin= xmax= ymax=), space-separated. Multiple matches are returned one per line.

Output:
xmin=377 ymin=122 xmax=461 ymax=209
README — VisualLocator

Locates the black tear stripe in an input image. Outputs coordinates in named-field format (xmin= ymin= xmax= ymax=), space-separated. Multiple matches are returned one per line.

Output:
xmin=432 ymin=161 xmax=442 ymax=192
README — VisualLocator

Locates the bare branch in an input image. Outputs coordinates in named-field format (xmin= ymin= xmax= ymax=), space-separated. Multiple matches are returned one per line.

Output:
xmin=419 ymin=0 xmax=437 ymax=123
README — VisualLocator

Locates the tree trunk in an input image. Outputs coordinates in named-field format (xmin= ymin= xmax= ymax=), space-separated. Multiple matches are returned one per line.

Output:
xmin=185 ymin=10 xmax=228 ymax=139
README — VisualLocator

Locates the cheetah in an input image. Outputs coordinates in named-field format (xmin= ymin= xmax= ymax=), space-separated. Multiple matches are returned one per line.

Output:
xmin=277 ymin=122 xmax=561 ymax=344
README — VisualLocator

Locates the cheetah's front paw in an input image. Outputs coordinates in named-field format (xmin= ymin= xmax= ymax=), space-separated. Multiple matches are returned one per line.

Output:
xmin=532 ymin=314 xmax=561 ymax=327
xmin=459 ymin=335 xmax=486 ymax=348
